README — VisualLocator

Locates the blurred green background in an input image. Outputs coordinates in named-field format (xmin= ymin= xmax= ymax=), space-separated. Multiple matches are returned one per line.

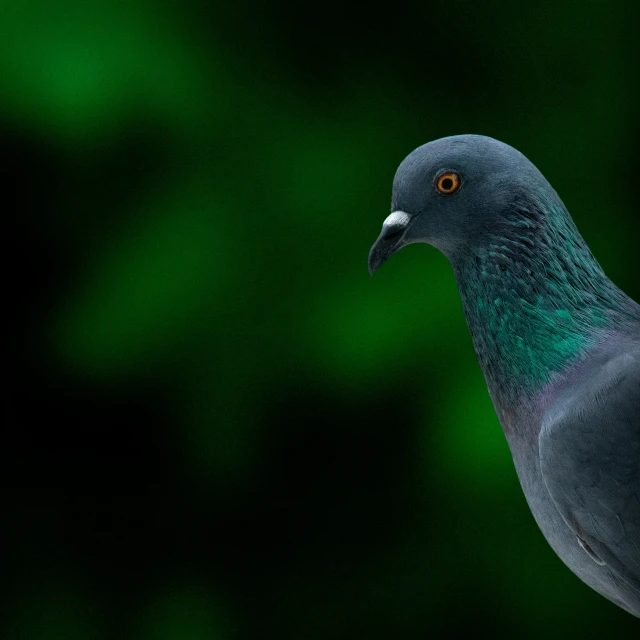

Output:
xmin=4 ymin=1 xmax=639 ymax=638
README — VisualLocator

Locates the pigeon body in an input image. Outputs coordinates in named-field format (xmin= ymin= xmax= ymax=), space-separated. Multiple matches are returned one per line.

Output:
xmin=368 ymin=135 xmax=640 ymax=616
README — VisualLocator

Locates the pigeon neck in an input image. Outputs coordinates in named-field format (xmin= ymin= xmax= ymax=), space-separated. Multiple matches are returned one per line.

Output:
xmin=450 ymin=196 xmax=635 ymax=406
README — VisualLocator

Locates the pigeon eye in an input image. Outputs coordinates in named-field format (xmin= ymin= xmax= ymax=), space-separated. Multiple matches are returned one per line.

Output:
xmin=436 ymin=172 xmax=461 ymax=194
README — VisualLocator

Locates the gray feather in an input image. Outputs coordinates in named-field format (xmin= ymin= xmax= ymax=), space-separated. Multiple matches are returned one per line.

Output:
xmin=369 ymin=134 xmax=640 ymax=616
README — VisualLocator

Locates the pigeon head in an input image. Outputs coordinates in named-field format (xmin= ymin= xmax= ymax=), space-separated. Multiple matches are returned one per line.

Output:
xmin=368 ymin=134 xmax=552 ymax=273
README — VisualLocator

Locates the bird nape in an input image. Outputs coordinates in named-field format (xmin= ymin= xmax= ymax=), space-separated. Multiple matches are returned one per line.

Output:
xmin=368 ymin=135 xmax=640 ymax=617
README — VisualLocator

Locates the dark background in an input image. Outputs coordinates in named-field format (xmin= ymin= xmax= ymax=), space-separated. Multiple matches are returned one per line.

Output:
xmin=4 ymin=1 xmax=639 ymax=638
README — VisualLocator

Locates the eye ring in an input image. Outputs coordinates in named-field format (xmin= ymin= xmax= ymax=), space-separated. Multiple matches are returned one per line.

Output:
xmin=436 ymin=172 xmax=461 ymax=195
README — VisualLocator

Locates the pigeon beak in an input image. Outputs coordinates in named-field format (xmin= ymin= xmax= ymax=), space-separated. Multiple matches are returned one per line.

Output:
xmin=368 ymin=211 xmax=413 ymax=275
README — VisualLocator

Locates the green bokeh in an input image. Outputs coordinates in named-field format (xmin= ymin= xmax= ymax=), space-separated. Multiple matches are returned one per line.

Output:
xmin=5 ymin=1 xmax=638 ymax=638
xmin=137 ymin=581 xmax=234 ymax=640
xmin=7 ymin=574 xmax=107 ymax=640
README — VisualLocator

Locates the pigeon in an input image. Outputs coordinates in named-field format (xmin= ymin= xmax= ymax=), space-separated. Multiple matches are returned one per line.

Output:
xmin=368 ymin=135 xmax=640 ymax=616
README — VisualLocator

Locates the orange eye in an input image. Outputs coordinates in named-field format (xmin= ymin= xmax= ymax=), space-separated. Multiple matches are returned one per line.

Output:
xmin=436 ymin=172 xmax=461 ymax=194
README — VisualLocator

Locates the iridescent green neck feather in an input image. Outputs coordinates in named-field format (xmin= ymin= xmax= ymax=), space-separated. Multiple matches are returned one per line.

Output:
xmin=451 ymin=189 xmax=638 ymax=403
